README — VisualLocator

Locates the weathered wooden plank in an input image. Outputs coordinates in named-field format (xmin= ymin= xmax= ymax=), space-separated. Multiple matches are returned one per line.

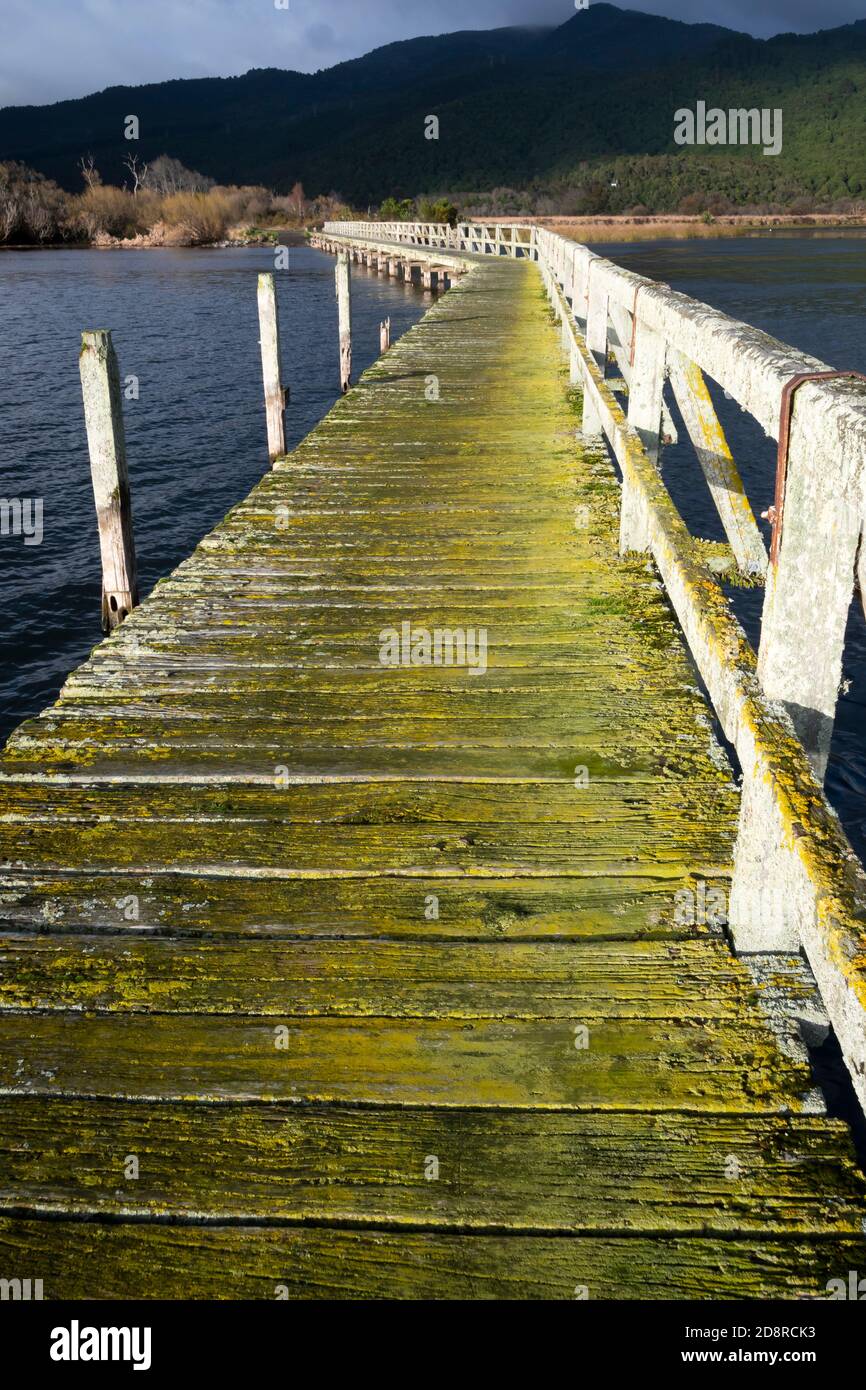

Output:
xmin=0 ymin=938 xmax=759 ymax=1019
xmin=0 ymin=871 xmax=702 ymax=939
xmin=0 ymin=778 xmax=737 ymax=829
xmin=0 ymin=779 xmax=736 ymax=870
xmin=0 ymin=777 xmax=733 ymax=856
xmin=0 ymin=1013 xmax=810 ymax=1111
xmin=0 ymin=1219 xmax=859 ymax=1299
xmin=0 ymin=710 xmax=733 ymax=756
xmin=0 ymin=743 xmax=729 ymax=783
xmin=0 ymin=829 xmax=732 ymax=880
xmin=0 ymin=1099 xmax=860 ymax=1234
xmin=13 ymin=688 xmax=724 ymax=732
xmin=53 ymin=663 xmax=690 ymax=699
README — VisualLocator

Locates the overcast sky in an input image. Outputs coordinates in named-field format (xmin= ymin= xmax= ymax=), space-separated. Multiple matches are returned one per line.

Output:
xmin=1 ymin=0 xmax=863 ymax=108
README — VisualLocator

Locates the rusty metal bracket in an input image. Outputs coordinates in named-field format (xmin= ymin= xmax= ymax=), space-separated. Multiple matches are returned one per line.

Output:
xmin=767 ymin=370 xmax=866 ymax=566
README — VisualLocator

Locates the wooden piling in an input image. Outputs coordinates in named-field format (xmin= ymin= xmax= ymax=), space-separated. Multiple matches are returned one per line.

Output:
xmin=380 ymin=318 xmax=391 ymax=354
xmin=78 ymin=329 xmax=139 ymax=632
xmin=257 ymin=273 xmax=287 ymax=463
xmin=336 ymin=252 xmax=352 ymax=393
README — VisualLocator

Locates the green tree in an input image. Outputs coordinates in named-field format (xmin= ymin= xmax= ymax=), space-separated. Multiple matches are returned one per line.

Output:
xmin=379 ymin=197 xmax=415 ymax=220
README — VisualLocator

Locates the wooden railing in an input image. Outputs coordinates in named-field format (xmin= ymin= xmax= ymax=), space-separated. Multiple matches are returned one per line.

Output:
xmin=324 ymin=219 xmax=536 ymax=255
xmin=319 ymin=218 xmax=866 ymax=1112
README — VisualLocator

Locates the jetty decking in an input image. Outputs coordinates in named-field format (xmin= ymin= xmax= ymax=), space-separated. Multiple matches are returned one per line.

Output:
xmin=0 ymin=248 xmax=865 ymax=1298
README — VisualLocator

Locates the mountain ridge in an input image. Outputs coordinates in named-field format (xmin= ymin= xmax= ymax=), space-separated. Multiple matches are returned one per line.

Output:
xmin=1 ymin=5 xmax=864 ymax=211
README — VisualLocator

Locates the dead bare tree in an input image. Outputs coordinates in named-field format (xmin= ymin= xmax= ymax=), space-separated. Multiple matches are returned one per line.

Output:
xmin=79 ymin=154 xmax=101 ymax=190
xmin=143 ymin=155 xmax=214 ymax=196
xmin=123 ymin=153 xmax=148 ymax=197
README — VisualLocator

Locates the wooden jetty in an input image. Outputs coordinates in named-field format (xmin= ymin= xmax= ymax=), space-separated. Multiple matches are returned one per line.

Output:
xmin=1 ymin=221 xmax=866 ymax=1298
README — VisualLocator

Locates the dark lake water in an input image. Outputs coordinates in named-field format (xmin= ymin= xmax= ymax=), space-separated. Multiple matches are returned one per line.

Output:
xmin=2 ymin=234 xmax=865 ymax=863
xmin=589 ymin=235 xmax=866 ymax=864
xmin=0 ymin=243 xmax=426 ymax=740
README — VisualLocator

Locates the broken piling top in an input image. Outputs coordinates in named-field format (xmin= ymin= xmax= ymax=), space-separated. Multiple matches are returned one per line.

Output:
xmin=78 ymin=328 xmax=138 ymax=630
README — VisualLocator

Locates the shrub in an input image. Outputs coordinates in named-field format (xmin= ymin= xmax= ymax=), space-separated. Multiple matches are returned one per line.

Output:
xmin=418 ymin=197 xmax=459 ymax=226
xmin=160 ymin=189 xmax=236 ymax=243
xmin=0 ymin=161 xmax=67 ymax=243
xmin=72 ymin=185 xmax=142 ymax=239
xmin=379 ymin=197 xmax=415 ymax=220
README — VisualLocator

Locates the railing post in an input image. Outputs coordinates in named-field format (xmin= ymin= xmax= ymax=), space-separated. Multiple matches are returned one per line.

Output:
xmin=79 ymin=329 xmax=139 ymax=632
xmin=757 ymin=396 xmax=861 ymax=779
xmin=257 ymin=273 xmax=287 ymax=463
xmin=582 ymin=264 xmax=608 ymax=436
xmin=573 ymin=248 xmax=597 ymax=331
xmin=565 ymin=245 xmax=577 ymax=307
xmin=620 ymin=318 xmax=666 ymax=554
xmin=730 ymin=386 xmax=864 ymax=952
xmin=335 ymin=251 xmax=352 ymax=394
xmin=728 ymin=766 xmax=802 ymax=954
xmin=550 ymin=263 xmax=562 ymax=322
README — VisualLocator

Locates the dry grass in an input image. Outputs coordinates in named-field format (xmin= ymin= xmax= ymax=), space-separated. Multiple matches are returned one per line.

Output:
xmin=537 ymin=213 xmax=866 ymax=243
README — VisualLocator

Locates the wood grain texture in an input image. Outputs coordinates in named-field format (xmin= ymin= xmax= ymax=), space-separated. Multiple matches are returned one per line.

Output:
xmin=0 ymin=1012 xmax=810 ymax=1111
xmin=0 ymin=1219 xmax=862 ymax=1300
xmin=0 ymin=1099 xmax=861 ymax=1234
xmin=0 ymin=937 xmax=781 ymax=1019
xmin=0 ymin=250 xmax=863 ymax=1298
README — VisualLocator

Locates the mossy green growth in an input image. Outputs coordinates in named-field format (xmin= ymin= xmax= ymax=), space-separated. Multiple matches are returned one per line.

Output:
xmin=0 ymin=249 xmax=863 ymax=1298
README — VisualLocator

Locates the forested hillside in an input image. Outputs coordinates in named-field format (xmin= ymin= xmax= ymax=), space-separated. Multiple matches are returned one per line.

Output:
xmin=1 ymin=5 xmax=865 ymax=213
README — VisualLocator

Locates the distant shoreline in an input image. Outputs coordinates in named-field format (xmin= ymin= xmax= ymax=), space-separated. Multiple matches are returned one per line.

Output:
xmin=0 ymin=227 xmax=310 ymax=252
xmin=522 ymin=213 xmax=866 ymax=243
xmin=5 ymin=215 xmax=866 ymax=252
